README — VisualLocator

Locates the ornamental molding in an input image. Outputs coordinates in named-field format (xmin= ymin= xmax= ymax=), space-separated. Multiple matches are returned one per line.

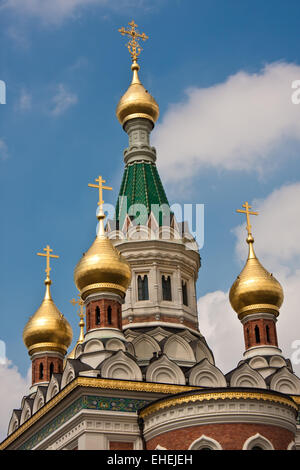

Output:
xmin=0 ymin=378 xmax=195 ymax=449
xmin=142 ymin=397 xmax=297 ymax=441
xmin=139 ymin=390 xmax=298 ymax=420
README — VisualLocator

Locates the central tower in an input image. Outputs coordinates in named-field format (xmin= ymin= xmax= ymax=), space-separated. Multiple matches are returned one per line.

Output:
xmin=106 ymin=21 xmax=214 ymax=368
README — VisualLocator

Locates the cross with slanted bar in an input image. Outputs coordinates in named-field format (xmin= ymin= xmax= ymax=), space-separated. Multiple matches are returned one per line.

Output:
xmin=118 ymin=20 xmax=148 ymax=62
xmin=88 ymin=176 xmax=112 ymax=209
xmin=37 ymin=245 xmax=59 ymax=279
xmin=70 ymin=294 xmax=84 ymax=317
xmin=236 ymin=201 xmax=259 ymax=236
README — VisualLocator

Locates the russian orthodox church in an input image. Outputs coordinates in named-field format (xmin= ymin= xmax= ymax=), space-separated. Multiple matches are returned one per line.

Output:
xmin=1 ymin=22 xmax=300 ymax=451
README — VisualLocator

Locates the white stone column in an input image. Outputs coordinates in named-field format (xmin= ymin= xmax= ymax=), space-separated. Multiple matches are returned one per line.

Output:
xmin=78 ymin=432 xmax=106 ymax=450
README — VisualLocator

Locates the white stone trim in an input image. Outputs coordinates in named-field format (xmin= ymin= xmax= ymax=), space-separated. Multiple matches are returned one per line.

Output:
xmin=241 ymin=313 xmax=277 ymax=324
xmin=229 ymin=363 xmax=266 ymax=389
xmin=270 ymin=367 xmax=300 ymax=394
xmin=188 ymin=435 xmax=222 ymax=450
xmin=123 ymin=321 xmax=200 ymax=336
xmin=243 ymin=345 xmax=283 ymax=359
xmin=101 ymin=351 xmax=142 ymax=381
xmin=84 ymin=328 xmax=125 ymax=342
xmin=242 ymin=433 xmax=274 ymax=450
xmin=287 ymin=440 xmax=296 ymax=450
xmin=163 ymin=335 xmax=195 ymax=363
xmin=143 ymin=398 xmax=296 ymax=442
xmin=145 ymin=355 xmax=186 ymax=385
xmin=189 ymin=359 xmax=226 ymax=387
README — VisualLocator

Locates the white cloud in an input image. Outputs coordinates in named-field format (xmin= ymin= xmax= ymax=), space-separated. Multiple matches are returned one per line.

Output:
xmin=234 ymin=182 xmax=300 ymax=270
xmin=0 ymin=359 xmax=31 ymax=442
xmin=1 ymin=0 xmax=156 ymax=24
xmin=50 ymin=84 xmax=78 ymax=116
xmin=1 ymin=0 xmax=105 ymax=24
xmin=154 ymin=62 xmax=300 ymax=182
xmin=19 ymin=89 xmax=32 ymax=111
xmin=198 ymin=182 xmax=300 ymax=377
xmin=0 ymin=140 xmax=9 ymax=160
xmin=198 ymin=291 xmax=243 ymax=374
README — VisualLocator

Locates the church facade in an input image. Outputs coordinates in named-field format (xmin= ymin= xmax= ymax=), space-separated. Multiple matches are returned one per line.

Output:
xmin=1 ymin=21 xmax=300 ymax=451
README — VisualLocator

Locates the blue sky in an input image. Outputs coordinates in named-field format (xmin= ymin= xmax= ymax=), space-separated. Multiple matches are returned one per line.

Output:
xmin=1 ymin=0 xmax=300 ymax=395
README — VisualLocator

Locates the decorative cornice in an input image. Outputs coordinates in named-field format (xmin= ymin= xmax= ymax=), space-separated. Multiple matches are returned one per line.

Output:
xmin=238 ymin=304 xmax=279 ymax=320
xmin=139 ymin=390 xmax=298 ymax=419
xmin=291 ymin=395 xmax=300 ymax=405
xmin=0 ymin=377 xmax=195 ymax=449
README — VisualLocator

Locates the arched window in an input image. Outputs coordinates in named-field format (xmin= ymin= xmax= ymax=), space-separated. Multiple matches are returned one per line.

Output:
xmin=107 ymin=306 xmax=112 ymax=325
xmin=138 ymin=275 xmax=149 ymax=301
xmin=96 ymin=306 xmax=100 ymax=325
xmin=255 ymin=325 xmax=260 ymax=344
xmin=182 ymin=281 xmax=188 ymax=306
xmin=243 ymin=433 xmax=274 ymax=450
xmin=162 ymin=275 xmax=172 ymax=301
xmin=246 ymin=328 xmax=250 ymax=348
xmin=118 ymin=308 xmax=122 ymax=329
xmin=188 ymin=435 xmax=222 ymax=450
xmin=50 ymin=362 xmax=54 ymax=378
xmin=39 ymin=363 xmax=44 ymax=380
xmin=266 ymin=325 xmax=270 ymax=343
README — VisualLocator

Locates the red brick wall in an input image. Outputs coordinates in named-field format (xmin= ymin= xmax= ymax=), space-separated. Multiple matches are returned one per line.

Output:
xmin=243 ymin=318 xmax=278 ymax=349
xmin=146 ymin=423 xmax=294 ymax=450
xmin=86 ymin=299 xmax=122 ymax=331
xmin=109 ymin=441 xmax=134 ymax=450
xmin=32 ymin=356 xmax=63 ymax=384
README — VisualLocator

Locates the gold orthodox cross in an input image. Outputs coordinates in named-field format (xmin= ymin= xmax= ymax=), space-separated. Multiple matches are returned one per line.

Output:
xmin=70 ymin=295 xmax=85 ymax=317
xmin=37 ymin=244 xmax=59 ymax=279
xmin=88 ymin=175 xmax=112 ymax=209
xmin=118 ymin=20 xmax=148 ymax=62
xmin=236 ymin=201 xmax=259 ymax=236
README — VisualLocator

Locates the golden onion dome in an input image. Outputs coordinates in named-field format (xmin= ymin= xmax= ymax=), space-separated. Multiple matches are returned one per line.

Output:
xmin=116 ymin=61 xmax=159 ymax=127
xmin=74 ymin=212 xmax=131 ymax=300
xmin=23 ymin=279 xmax=73 ymax=356
xmin=229 ymin=235 xmax=284 ymax=319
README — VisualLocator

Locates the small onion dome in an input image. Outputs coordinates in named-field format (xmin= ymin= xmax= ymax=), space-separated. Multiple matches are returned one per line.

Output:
xmin=23 ymin=279 xmax=73 ymax=356
xmin=74 ymin=215 xmax=131 ymax=300
xmin=229 ymin=235 xmax=284 ymax=319
xmin=116 ymin=61 xmax=159 ymax=127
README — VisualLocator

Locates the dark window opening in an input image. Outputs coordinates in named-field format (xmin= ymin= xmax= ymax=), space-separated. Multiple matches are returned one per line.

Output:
xmin=266 ymin=325 xmax=270 ymax=343
xmin=255 ymin=325 xmax=260 ymax=344
xmin=39 ymin=363 xmax=44 ymax=380
xmin=138 ymin=275 xmax=149 ymax=301
xmin=107 ymin=305 xmax=112 ymax=325
xmin=162 ymin=275 xmax=172 ymax=301
xmin=96 ymin=306 xmax=101 ymax=325
xmin=182 ymin=281 xmax=188 ymax=306
xmin=246 ymin=328 xmax=250 ymax=348
xmin=49 ymin=362 xmax=54 ymax=378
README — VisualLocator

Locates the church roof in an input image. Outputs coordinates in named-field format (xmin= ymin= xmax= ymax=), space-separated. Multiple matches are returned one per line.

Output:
xmin=115 ymin=161 xmax=170 ymax=226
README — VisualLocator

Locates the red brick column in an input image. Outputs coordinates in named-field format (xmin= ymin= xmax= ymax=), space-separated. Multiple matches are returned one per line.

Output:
xmin=86 ymin=298 xmax=122 ymax=332
xmin=243 ymin=317 xmax=278 ymax=349
xmin=32 ymin=356 xmax=63 ymax=384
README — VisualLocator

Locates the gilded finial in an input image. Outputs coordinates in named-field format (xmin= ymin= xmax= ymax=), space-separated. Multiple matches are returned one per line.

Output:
xmin=118 ymin=20 xmax=148 ymax=63
xmin=37 ymin=244 xmax=59 ymax=285
xmin=88 ymin=175 xmax=112 ymax=236
xmin=230 ymin=202 xmax=283 ymax=318
xmin=70 ymin=295 xmax=85 ymax=344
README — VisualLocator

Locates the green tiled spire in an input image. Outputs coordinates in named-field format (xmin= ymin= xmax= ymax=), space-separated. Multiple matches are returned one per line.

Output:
xmin=115 ymin=161 xmax=170 ymax=227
